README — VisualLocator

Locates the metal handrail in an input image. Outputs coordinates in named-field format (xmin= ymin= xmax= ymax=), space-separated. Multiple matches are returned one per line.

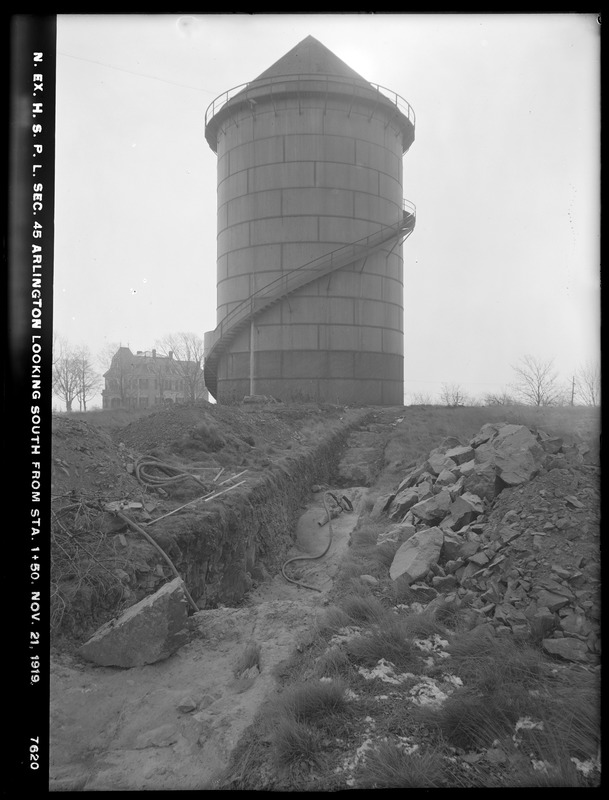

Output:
xmin=206 ymin=202 xmax=415 ymax=355
xmin=205 ymin=73 xmax=415 ymax=128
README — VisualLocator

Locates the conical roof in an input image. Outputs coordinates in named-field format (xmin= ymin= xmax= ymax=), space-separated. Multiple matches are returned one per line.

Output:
xmin=251 ymin=35 xmax=370 ymax=85
xmin=205 ymin=34 xmax=415 ymax=154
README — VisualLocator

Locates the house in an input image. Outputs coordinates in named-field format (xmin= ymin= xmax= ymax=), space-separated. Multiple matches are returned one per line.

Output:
xmin=102 ymin=346 xmax=207 ymax=410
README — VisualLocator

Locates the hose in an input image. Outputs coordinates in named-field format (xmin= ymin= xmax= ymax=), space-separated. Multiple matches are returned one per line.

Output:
xmin=134 ymin=456 xmax=210 ymax=491
xmin=281 ymin=491 xmax=338 ymax=592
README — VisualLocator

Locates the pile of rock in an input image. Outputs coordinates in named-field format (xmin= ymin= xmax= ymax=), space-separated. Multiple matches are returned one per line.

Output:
xmin=373 ymin=423 xmax=600 ymax=665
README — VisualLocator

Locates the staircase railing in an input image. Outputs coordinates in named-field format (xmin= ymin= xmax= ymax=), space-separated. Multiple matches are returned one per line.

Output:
xmin=204 ymin=202 xmax=415 ymax=398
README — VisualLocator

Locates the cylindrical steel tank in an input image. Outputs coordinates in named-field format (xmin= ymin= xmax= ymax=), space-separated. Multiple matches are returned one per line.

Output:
xmin=204 ymin=35 xmax=415 ymax=405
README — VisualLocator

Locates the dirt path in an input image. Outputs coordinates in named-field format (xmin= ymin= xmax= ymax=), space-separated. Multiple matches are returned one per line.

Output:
xmin=50 ymin=486 xmax=368 ymax=791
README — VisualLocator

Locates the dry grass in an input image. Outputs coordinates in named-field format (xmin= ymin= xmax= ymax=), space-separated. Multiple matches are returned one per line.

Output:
xmin=383 ymin=405 xmax=600 ymax=478
xmin=271 ymin=680 xmax=352 ymax=726
xmin=50 ymin=498 xmax=132 ymax=638
xmin=233 ymin=640 xmax=261 ymax=677
xmin=339 ymin=593 xmax=389 ymax=625
xmin=357 ymin=741 xmax=446 ymax=789
xmin=272 ymin=718 xmax=324 ymax=770
xmin=313 ymin=647 xmax=355 ymax=680
xmin=346 ymin=616 xmax=418 ymax=670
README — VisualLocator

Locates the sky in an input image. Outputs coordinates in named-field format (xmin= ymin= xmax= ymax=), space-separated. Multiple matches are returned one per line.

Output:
xmin=53 ymin=13 xmax=600 ymax=408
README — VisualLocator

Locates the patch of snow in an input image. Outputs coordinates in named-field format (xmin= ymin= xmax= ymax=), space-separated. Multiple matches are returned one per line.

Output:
xmin=408 ymin=677 xmax=450 ymax=707
xmin=571 ymin=756 xmax=601 ymax=778
xmin=515 ymin=717 xmax=544 ymax=732
xmin=357 ymin=659 xmax=415 ymax=685
xmin=396 ymin=602 xmax=427 ymax=613
xmin=413 ymin=635 xmax=450 ymax=659
xmin=442 ymin=673 xmax=463 ymax=688
xmin=395 ymin=735 xmax=419 ymax=755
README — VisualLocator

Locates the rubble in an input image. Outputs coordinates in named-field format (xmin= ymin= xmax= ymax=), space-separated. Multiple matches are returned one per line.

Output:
xmin=377 ymin=421 xmax=600 ymax=664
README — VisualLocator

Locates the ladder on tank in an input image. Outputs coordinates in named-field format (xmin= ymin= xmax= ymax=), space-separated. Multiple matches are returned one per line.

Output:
xmin=204 ymin=202 xmax=415 ymax=400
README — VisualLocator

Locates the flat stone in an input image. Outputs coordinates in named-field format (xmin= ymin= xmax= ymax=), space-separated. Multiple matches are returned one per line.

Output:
xmin=536 ymin=590 xmax=570 ymax=613
xmin=468 ymin=551 xmax=490 ymax=567
xmin=389 ymin=527 xmax=444 ymax=583
xmin=443 ymin=495 xmax=483 ymax=531
xmin=426 ymin=453 xmax=457 ymax=476
xmin=539 ymin=436 xmax=564 ymax=454
xmin=369 ymin=492 xmax=395 ymax=520
xmin=177 ymin=695 xmax=199 ymax=713
xmin=527 ymin=606 xmax=557 ymax=640
xmin=78 ymin=577 xmax=190 ymax=668
xmin=377 ymin=523 xmax=416 ymax=546
xmin=410 ymin=490 xmax=453 ymax=524
xmin=388 ymin=488 xmax=421 ymax=520
xmin=444 ymin=445 xmax=475 ymax=465
xmin=470 ymin=423 xmax=504 ymax=447
xmin=542 ymin=637 xmax=589 ymax=663
xmin=436 ymin=469 xmax=457 ymax=486
xmin=431 ymin=574 xmax=458 ymax=592
xmin=559 ymin=612 xmax=591 ymax=637
xmin=396 ymin=463 xmax=429 ymax=492
xmin=492 ymin=425 xmax=545 ymax=486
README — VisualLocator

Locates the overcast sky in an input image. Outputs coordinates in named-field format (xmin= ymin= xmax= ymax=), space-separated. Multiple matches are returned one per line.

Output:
xmin=53 ymin=13 xmax=600 ymax=407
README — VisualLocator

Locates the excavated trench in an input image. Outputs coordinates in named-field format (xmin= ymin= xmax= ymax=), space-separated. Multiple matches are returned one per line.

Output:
xmin=50 ymin=408 xmax=402 ymax=791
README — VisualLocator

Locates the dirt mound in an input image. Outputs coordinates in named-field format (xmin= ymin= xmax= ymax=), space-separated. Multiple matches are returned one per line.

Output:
xmin=52 ymin=416 xmax=141 ymax=500
xmin=111 ymin=401 xmax=347 ymax=463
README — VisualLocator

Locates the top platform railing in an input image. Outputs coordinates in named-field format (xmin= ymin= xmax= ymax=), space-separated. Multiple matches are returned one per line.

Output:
xmin=204 ymin=73 xmax=416 ymax=129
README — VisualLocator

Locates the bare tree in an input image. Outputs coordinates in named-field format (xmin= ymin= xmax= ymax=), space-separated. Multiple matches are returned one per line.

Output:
xmin=511 ymin=355 xmax=561 ymax=406
xmin=484 ymin=389 xmax=518 ymax=406
xmin=439 ymin=383 xmax=470 ymax=407
xmin=410 ymin=391 xmax=434 ymax=405
xmin=52 ymin=338 xmax=79 ymax=412
xmin=73 ymin=345 xmax=102 ymax=411
xmin=575 ymin=362 xmax=601 ymax=406
xmin=156 ymin=332 xmax=206 ymax=402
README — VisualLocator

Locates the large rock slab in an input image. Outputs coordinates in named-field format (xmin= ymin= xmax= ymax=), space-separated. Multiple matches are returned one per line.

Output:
xmin=444 ymin=445 xmax=475 ymax=465
xmin=79 ymin=577 xmax=190 ymax=668
xmin=462 ymin=460 xmax=497 ymax=502
xmin=377 ymin=522 xmax=416 ymax=546
xmin=542 ymin=637 xmax=589 ymax=663
xmin=389 ymin=527 xmax=444 ymax=583
xmin=492 ymin=424 xmax=545 ymax=486
xmin=369 ymin=492 xmax=396 ymax=520
xmin=410 ymin=489 xmax=453 ymax=524
xmin=442 ymin=494 xmax=483 ymax=531
xmin=426 ymin=452 xmax=457 ymax=476
xmin=388 ymin=487 xmax=422 ymax=520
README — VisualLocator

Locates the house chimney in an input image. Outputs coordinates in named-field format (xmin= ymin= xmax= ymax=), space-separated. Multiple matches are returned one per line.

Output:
xmin=168 ymin=351 xmax=173 ymax=359
xmin=152 ymin=349 xmax=156 ymax=358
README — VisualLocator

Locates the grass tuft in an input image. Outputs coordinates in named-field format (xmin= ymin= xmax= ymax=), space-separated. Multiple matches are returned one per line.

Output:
xmin=272 ymin=679 xmax=351 ymax=726
xmin=272 ymin=718 xmax=324 ymax=771
xmin=357 ymin=741 xmax=446 ymax=788
xmin=346 ymin=617 xmax=417 ymax=670
xmin=233 ymin=640 xmax=261 ymax=677
xmin=339 ymin=593 xmax=389 ymax=625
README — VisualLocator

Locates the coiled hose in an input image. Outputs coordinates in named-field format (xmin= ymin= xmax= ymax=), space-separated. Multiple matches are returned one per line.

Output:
xmin=281 ymin=491 xmax=337 ymax=592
